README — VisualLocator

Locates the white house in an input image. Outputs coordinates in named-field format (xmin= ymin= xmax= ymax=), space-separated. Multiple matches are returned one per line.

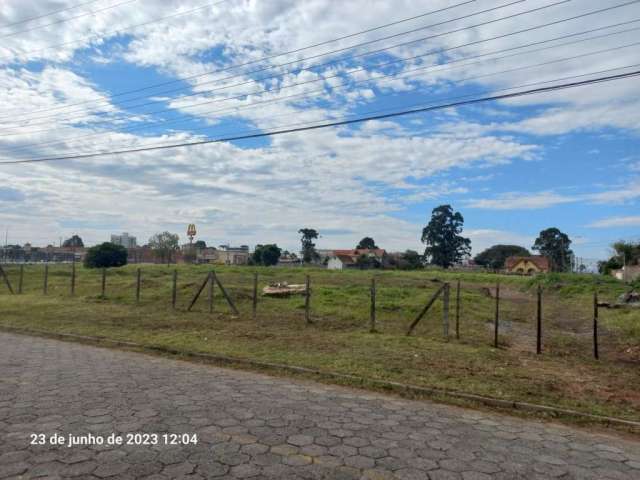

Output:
xmin=327 ymin=254 xmax=356 ymax=270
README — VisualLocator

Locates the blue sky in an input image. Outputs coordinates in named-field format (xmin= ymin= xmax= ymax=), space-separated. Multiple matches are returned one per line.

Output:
xmin=0 ymin=0 xmax=639 ymax=260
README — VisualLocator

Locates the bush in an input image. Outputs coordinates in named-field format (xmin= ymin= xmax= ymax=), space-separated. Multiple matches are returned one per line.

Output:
xmin=84 ymin=242 xmax=128 ymax=269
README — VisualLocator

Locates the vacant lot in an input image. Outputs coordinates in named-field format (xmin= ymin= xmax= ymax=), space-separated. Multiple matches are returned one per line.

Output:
xmin=1 ymin=264 xmax=638 ymax=424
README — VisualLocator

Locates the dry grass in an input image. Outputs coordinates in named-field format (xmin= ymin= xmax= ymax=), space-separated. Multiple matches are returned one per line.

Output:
xmin=0 ymin=263 xmax=638 ymax=423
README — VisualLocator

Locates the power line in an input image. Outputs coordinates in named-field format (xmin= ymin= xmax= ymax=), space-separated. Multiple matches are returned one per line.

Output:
xmin=0 ymin=0 xmax=102 ymax=29
xmin=3 ymin=0 xmax=233 ymax=58
xmin=0 ymin=0 xmax=476 ymax=118
xmin=2 ymin=69 xmax=638 ymax=165
xmin=8 ymin=0 xmax=636 ymax=131
xmin=0 ymin=0 xmax=572 ymax=130
xmin=0 ymin=0 xmax=139 ymax=39
xmin=5 ymin=20 xmax=639 ymax=154
xmin=16 ymin=63 xmax=638 ymax=165
xmin=4 ymin=2 xmax=637 ymax=142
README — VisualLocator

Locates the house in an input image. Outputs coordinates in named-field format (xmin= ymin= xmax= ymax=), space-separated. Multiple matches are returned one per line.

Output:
xmin=327 ymin=249 xmax=387 ymax=270
xmin=611 ymin=265 xmax=640 ymax=282
xmin=197 ymin=245 xmax=250 ymax=265
xmin=327 ymin=254 xmax=357 ymax=270
xmin=505 ymin=255 xmax=551 ymax=275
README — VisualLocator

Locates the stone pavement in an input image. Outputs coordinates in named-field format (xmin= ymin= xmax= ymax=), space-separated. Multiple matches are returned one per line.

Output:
xmin=0 ymin=332 xmax=639 ymax=479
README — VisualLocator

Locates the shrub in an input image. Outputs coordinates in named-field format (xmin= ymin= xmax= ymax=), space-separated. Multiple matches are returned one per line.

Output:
xmin=84 ymin=242 xmax=128 ymax=269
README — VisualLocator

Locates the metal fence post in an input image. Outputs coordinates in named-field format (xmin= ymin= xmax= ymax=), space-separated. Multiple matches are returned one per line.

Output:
xmin=71 ymin=261 xmax=76 ymax=296
xmin=443 ymin=282 xmax=450 ymax=339
xmin=135 ymin=268 xmax=141 ymax=303
xmin=43 ymin=265 xmax=49 ymax=295
xmin=18 ymin=264 xmax=24 ymax=294
xmin=593 ymin=290 xmax=599 ymax=360
xmin=101 ymin=268 xmax=106 ymax=297
xmin=370 ymin=277 xmax=377 ymax=333
xmin=252 ymin=273 xmax=258 ymax=321
xmin=455 ymin=279 xmax=461 ymax=339
xmin=536 ymin=284 xmax=542 ymax=354
xmin=494 ymin=281 xmax=500 ymax=348
xmin=305 ymin=274 xmax=311 ymax=324
xmin=172 ymin=269 xmax=178 ymax=309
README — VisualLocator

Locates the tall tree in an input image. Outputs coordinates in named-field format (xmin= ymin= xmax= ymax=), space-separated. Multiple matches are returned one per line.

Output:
xmin=421 ymin=205 xmax=471 ymax=268
xmin=62 ymin=235 xmax=84 ymax=248
xmin=474 ymin=244 xmax=530 ymax=270
xmin=148 ymin=232 xmax=180 ymax=265
xmin=356 ymin=237 xmax=378 ymax=250
xmin=298 ymin=228 xmax=319 ymax=263
xmin=532 ymin=228 xmax=573 ymax=272
xmin=251 ymin=244 xmax=282 ymax=266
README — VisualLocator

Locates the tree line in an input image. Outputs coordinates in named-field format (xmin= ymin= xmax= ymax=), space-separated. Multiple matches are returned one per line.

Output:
xmin=29 ymin=204 xmax=632 ymax=274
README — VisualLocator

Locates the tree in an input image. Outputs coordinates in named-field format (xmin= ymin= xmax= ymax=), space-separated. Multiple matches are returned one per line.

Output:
xmin=356 ymin=237 xmax=378 ymax=250
xmin=193 ymin=240 xmax=207 ymax=249
xmin=148 ymin=232 xmax=180 ymax=265
xmin=421 ymin=205 xmax=471 ymax=268
xmin=401 ymin=250 xmax=423 ymax=270
xmin=355 ymin=254 xmax=381 ymax=270
xmin=62 ymin=235 xmax=84 ymax=248
xmin=474 ymin=244 xmax=530 ymax=270
xmin=298 ymin=228 xmax=320 ymax=263
xmin=532 ymin=228 xmax=573 ymax=272
xmin=598 ymin=240 xmax=640 ymax=274
xmin=84 ymin=242 xmax=127 ymax=269
xmin=251 ymin=244 xmax=282 ymax=266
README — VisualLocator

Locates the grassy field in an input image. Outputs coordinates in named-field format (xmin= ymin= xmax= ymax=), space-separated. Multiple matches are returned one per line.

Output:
xmin=1 ymin=263 xmax=639 ymax=425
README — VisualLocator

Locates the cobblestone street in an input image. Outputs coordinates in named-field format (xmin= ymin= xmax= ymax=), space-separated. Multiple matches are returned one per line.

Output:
xmin=1 ymin=332 xmax=639 ymax=479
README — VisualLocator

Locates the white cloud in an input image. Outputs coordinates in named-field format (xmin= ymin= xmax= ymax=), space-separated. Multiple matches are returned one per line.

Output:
xmin=466 ymin=191 xmax=576 ymax=210
xmin=588 ymin=216 xmax=640 ymax=228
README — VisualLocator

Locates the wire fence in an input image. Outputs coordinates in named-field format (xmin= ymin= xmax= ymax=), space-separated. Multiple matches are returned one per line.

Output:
xmin=0 ymin=263 xmax=636 ymax=363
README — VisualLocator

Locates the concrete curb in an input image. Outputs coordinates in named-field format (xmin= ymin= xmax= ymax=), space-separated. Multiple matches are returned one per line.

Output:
xmin=3 ymin=325 xmax=640 ymax=432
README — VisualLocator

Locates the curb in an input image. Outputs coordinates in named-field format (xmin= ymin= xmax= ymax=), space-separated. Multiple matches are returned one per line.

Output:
xmin=2 ymin=326 xmax=640 ymax=432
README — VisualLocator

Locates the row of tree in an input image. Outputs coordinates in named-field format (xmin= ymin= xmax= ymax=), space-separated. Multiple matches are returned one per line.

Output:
xmin=60 ymin=205 xmax=602 ymax=273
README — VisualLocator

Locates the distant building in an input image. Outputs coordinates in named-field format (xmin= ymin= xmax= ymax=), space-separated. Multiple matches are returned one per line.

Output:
xmin=505 ymin=256 xmax=550 ymax=275
xmin=195 ymin=245 xmax=250 ymax=265
xmin=327 ymin=249 xmax=387 ymax=270
xmin=110 ymin=232 xmax=137 ymax=248
xmin=611 ymin=265 xmax=640 ymax=282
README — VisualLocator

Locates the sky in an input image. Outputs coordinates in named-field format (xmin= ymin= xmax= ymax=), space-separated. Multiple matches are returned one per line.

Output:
xmin=0 ymin=0 xmax=639 ymax=260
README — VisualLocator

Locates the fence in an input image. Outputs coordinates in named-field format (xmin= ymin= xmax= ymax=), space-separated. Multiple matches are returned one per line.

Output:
xmin=0 ymin=263 xmax=633 ymax=361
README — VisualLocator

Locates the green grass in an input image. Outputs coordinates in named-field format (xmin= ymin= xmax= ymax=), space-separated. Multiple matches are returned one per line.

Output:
xmin=1 ymin=263 xmax=639 ymax=425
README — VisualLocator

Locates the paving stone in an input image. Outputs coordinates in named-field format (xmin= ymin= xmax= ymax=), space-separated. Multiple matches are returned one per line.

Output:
xmin=0 ymin=332 xmax=638 ymax=480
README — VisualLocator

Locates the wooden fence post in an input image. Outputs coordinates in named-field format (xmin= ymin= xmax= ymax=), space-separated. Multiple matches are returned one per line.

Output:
xmin=370 ymin=277 xmax=377 ymax=333
xmin=536 ymin=284 xmax=542 ymax=354
xmin=443 ymin=283 xmax=450 ymax=340
xmin=101 ymin=268 xmax=106 ymax=297
xmin=407 ymin=283 xmax=447 ymax=336
xmin=43 ymin=265 xmax=49 ymax=295
xmin=18 ymin=264 xmax=24 ymax=294
xmin=494 ymin=281 xmax=500 ymax=348
xmin=172 ymin=269 xmax=177 ymax=309
xmin=252 ymin=273 xmax=258 ymax=321
xmin=212 ymin=273 xmax=239 ymax=315
xmin=135 ymin=268 xmax=141 ymax=303
xmin=0 ymin=265 xmax=14 ymax=294
xmin=188 ymin=272 xmax=211 ymax=311
xmin=455 ymin=279 xmax=461 ymax=339
xmin=593 ymin=290 xmax=599 ymax=360
xmin=208 ymin=272 xmax=214 ymax=314
xmin=305 ymin=274 xmax=311 ymax=324
xmin=71 ymin=261 xmax=76 ymax=296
